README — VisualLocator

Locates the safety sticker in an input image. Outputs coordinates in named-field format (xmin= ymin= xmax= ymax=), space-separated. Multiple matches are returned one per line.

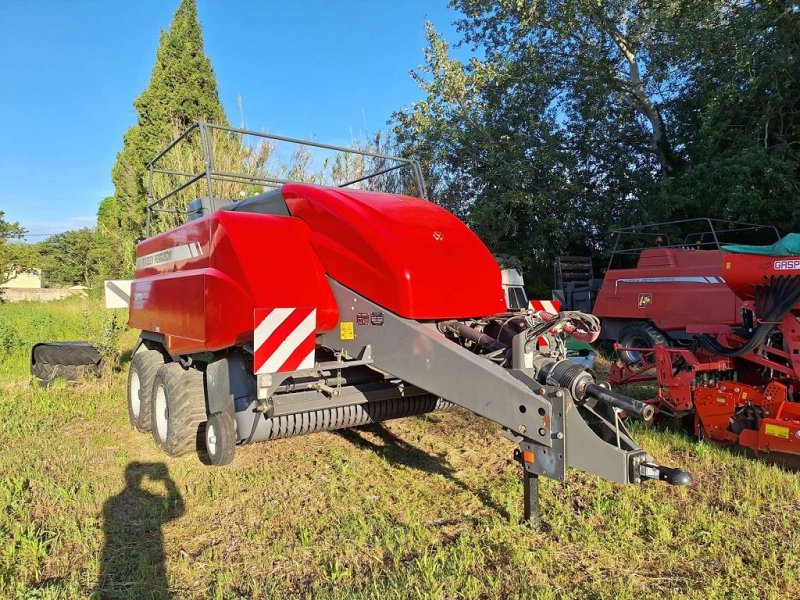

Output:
xmin=340 ymin=322 xmax=355 ymax=340
xmin=765 ymin=423 xmax=789 ymax=439
xmin=370 ymin=312 xmax=385 ymax=326
xmin=356 ymin=312 xmax=369 ymax=326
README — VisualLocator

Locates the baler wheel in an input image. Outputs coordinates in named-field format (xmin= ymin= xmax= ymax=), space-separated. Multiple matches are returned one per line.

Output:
xmin=617 ymin=321 xmax=669 ymax=365
xmin=205 ymin=412 xmax=236 ymax=466
xmin=151 ymin=363 xmax=207 ymax=457
xmin=127 ymin=350 xmax=165 ymax=432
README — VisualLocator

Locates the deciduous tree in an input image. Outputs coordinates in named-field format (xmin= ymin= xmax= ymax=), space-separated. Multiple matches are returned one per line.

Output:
xmin=0 ymin=212 xmax=26 ymax=286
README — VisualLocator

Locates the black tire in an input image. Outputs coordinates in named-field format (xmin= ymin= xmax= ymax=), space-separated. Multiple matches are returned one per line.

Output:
xmin=151 ymin=363 xmax=207 ymax=457
xmin=33 ymin=363 xmax=99 ymax=385
xmin=617 ymin=321 xmax=670 ymax=365
xmin=205 ymin=412 xmax=236 ymax=466
xmin=127 ymin=350 xmax=165 ymax=432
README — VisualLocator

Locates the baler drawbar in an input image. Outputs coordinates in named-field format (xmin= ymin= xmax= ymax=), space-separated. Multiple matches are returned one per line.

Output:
xmin=124 ymin=122 xmax=690 ymax=523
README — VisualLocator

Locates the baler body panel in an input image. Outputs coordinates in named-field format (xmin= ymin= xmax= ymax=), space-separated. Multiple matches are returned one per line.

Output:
xmin=593 ymin=248 xmax=741 ymax=332
xmin=129 ymin=211 xmax=338 ymax=355
xmin=281 ymin=184 xmax=506 ymax=319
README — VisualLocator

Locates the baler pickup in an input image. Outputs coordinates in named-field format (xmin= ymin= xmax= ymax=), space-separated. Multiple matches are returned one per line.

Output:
xmin=123 ymin=121 xmax=691 ymax=523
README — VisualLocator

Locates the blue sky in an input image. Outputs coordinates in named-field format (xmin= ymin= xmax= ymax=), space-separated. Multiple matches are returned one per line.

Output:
xmin=0 ymin=0 xmax=461 ymax=240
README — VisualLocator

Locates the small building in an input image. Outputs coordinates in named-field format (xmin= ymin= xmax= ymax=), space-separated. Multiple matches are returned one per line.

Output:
xmin=1 ymin=269 xmax=44 ymax=289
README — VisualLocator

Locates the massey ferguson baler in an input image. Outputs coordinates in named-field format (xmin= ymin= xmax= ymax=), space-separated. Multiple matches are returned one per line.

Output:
xmin=125 ymin=122 xmax=690 ymax=522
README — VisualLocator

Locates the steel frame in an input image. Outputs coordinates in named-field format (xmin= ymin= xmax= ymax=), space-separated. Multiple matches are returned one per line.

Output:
xmin=606 ymin=218 xmax=780 ymax=270
xmin=145 ymin=121 xmax=428 ymax=234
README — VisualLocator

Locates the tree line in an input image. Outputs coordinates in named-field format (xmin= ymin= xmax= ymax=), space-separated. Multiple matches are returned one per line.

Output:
xmin=393 ymin=0 xmax=800 ymax=291
xmin=4 ymin=0 xmax=796 ymax=292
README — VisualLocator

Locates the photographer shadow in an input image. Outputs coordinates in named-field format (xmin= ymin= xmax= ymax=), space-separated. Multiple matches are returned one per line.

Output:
xmin=95 ymin=462 xmax=184 ymax=599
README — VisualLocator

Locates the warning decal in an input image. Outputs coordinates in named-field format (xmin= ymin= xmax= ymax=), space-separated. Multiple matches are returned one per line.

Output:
xmin=765 ymin=423 xmax=789 ymax=439
xmin=340 ymin=322 xmax=355 ymax=340
xmin=253 ymin=308 xmax=316 ymax=375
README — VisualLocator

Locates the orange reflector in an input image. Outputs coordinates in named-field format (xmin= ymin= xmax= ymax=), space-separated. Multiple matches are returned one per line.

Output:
xmin=523 ymin=451 xmax=535 ymax=464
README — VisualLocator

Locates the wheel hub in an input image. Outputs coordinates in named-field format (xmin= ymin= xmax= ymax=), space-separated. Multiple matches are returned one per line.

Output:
xmin=207 ymin=424 xmax=217 ymax=454
xmin=155 ymin=385 xmax=169 ymax=440
xmin=129 ymin=371 xmax=141 ymax=418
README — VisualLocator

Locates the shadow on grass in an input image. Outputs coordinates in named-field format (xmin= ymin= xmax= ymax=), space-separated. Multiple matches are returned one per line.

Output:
xmin=95 ymin=462 xmax=184 ymax=599
xmin=338 ymin=424 xmax=510 ymax=520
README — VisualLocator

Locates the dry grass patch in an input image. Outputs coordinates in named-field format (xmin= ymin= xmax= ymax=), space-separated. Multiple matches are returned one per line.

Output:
xmin=1 ymin=298 xmax=799 ymax=599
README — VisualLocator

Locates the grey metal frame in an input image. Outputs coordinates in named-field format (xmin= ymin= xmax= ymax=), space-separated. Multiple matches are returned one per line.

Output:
xmin=317 ymin=279 xmax=555 ymax=448
xmin=145 ymin=121 xmax=428 ymax=234
xmin=315 ymin=278 xmax=657 ymax=485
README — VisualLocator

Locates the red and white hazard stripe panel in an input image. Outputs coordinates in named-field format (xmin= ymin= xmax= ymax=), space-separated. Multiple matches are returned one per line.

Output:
xmin=254 ymin=308 xmax=316 ymax=375
xmin=529 ymin=299 xmax=561 ymax=314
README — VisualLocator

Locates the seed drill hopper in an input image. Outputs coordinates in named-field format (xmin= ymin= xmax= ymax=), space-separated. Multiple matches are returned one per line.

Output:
xmin=124 ymin=122 xmax=690 ymax=522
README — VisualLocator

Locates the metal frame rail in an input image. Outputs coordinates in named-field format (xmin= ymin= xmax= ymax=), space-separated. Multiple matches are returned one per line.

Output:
xmin=606 ymin=218 xmax=780 ymax=270
xmin=145 ymin=121 xmax=428 ymax=233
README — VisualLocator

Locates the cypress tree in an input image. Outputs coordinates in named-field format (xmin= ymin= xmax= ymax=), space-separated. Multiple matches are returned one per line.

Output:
xmin=100 ymin=0 xmax=227 ymax=276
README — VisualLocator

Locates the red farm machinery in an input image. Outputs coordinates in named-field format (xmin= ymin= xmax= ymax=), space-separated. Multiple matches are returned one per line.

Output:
xmin=123 ymin=122 xmax=690 ymax=522
xmin=558 ymin=220 xmax=800 ymax=464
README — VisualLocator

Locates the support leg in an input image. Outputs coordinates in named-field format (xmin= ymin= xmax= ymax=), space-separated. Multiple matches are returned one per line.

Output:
xmin=522 ymin=469 xmax=540 ymax=526
xmin=514 ymin=448 xmax=540 ymax=526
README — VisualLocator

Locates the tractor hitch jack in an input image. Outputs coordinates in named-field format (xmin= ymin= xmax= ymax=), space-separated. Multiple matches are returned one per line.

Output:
xmin=514 ymin=448 xmax=540 ymax=526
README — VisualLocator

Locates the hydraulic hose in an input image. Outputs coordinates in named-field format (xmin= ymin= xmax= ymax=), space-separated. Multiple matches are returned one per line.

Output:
xmin=700 ymin=275 xmax=800 ymax=357
xmin=441 ymin=320 xmax=508 ymax=352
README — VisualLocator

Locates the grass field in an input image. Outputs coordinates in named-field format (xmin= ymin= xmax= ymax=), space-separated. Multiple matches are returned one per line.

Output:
xmin=1 ymin=296 xmax=799 ymax=599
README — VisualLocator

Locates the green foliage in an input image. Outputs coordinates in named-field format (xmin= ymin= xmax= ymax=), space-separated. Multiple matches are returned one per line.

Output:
xmin=0 ymin=322 xmax=25 ymax=354
xmin=655 ymin=1 xmax=800 ymax=226
xmin=395 ymin=1 xmax=800 ymax=290
xmin=103 ymin=0 xmax=228 ymax=277
xmin=34 ymin=228 xmax=102 ymax=287
xmin=393 ymin=14 xmax=655 ymax=292
xmin=93 ymin=312 xmax=125 ymax=372
xmin=0 ymin=211 xmax=27 ymax=286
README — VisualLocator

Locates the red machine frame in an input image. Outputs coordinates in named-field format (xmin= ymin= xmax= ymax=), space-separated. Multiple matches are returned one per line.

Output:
xmin=611 ymin=312 xmax=800 ymax=460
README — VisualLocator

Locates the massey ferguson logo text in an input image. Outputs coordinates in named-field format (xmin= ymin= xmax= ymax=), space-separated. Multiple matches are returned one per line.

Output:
xmin=135 ymin=242 xmax=202 ymax=270
xmin=138 ymin=249 xmax=173 ymax=267
xmin=774 ymin=259 xmax=800 ymax=271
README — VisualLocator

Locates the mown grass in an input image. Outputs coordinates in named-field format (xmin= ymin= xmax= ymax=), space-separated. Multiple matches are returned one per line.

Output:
xmin=1 ymin=296 xmax=799 ymax=599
